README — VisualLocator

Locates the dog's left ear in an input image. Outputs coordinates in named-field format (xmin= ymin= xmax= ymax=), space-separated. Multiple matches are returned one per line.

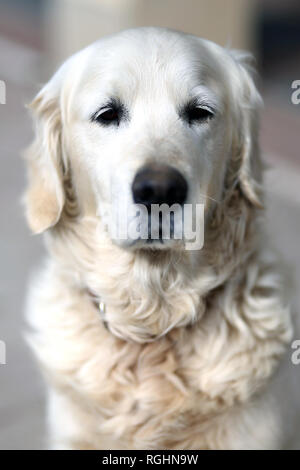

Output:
xmin=229 ymin=51 xmax=264 ymax=209
xmin=24 ymin=68 xmax=66 ymax=234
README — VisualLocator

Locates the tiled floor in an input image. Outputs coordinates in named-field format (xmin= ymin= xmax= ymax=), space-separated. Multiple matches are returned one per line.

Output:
xmin=0 ymin=37 xmax=299 ymax=450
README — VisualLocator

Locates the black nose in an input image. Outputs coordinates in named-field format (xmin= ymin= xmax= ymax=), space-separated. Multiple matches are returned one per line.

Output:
xmin=132 ymin=164 xmax=188 ymax=208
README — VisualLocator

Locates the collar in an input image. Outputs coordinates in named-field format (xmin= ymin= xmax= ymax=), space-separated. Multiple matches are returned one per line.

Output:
xmin=87 ymin=289 xmax=108 ymax=330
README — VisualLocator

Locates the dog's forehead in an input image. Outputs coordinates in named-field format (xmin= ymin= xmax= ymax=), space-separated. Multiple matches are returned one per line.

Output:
xmin=76 ymin=29 xmax=224 ymax=113
xmin=88 ymin=29 xmax=206 ymax=75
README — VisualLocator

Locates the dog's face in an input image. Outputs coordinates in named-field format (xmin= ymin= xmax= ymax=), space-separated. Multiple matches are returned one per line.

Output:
xmin=24 ymin=28 xmax=262 ymax=252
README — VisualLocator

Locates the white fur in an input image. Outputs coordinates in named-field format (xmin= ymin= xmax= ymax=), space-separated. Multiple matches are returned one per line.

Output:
xmin=24 ymin=27 xmax=295 ymax=449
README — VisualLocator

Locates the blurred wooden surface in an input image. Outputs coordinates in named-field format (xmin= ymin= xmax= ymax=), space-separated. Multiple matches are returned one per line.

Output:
xmin=44 ymin=0 xmax=257 ymax=73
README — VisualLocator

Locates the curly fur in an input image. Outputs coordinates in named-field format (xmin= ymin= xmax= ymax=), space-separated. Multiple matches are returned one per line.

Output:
xmin=24 ymin=27 xmax=293 ymax=449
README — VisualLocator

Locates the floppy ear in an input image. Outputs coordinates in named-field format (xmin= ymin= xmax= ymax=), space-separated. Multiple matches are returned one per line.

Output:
xmin=24 ymin=75 xmax=65 ymax=234
xmin=229 ymin=51 xmax=264 ymax=209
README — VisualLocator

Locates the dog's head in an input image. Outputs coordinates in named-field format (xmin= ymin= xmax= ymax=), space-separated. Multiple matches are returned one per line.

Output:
xmin=24 ymin=27 xmax=262 ymax=253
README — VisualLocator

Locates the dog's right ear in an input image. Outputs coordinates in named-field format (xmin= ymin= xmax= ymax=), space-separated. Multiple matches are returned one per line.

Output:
xmin=228 ymin=50 xmax=264 ymax=209
xmin=24 ymin=70 xmax=66 ymax=234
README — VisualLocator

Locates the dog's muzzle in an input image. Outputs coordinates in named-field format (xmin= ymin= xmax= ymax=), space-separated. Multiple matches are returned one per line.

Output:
xmin=131 ymin=163 xmax=188 ymax=243
xmin=132 ymin=163 xmax=188 ymax=208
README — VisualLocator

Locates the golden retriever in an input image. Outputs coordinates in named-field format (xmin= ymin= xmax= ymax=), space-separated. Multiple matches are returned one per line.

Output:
xmin=24 ymin=27 xmax=293 ymax=449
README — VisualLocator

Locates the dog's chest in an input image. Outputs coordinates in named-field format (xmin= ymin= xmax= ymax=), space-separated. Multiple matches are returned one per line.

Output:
xmin=66 ymin=325 xmax=240 ymax=449
xmin=30 ymin=269 xmax=285 ymax=449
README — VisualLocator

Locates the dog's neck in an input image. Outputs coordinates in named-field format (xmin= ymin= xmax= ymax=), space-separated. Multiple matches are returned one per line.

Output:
xmin=49 ymin=195 xmax=259 ymax=343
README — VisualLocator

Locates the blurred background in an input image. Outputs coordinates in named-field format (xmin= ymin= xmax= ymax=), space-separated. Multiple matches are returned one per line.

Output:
xmin=0 ymin=0 xmax=299 ymax=449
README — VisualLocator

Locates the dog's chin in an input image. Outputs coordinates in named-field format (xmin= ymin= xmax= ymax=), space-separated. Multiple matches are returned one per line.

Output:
xmin=108 ymin=216 xmax=186 ymax=252
xmin=112 ymin=236 xmax=184 ymax=252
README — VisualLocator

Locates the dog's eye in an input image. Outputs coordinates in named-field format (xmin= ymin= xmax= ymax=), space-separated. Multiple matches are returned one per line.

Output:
xmin=183 ymin=103 xmax=214 ymax=125
xmin=91 ymin=99 xmax=127 ymax=127
xmin=181 ymin=102 xmax=214 ymax=124
xmin=95 ymin=108 xmax=120 ymax=125
xmin=187 ymin=107 xmax=213 ymax=122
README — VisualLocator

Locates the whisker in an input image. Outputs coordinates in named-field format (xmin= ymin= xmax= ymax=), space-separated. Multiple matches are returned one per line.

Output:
xmin=198 ymin=193 xmax=220 ymax=204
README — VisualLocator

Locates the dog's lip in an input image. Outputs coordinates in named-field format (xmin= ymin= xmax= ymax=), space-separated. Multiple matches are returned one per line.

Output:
xmin=146 ymin=238 xmax=164 ymax=245
xmin=127 ymin=236 xmax=185 ymax=252
xmin=128 ymin=237 xmax=165 ymax=246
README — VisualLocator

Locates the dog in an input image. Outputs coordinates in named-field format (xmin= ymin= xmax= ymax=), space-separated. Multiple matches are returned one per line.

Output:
xmin=24 ymin=27 xmax=294 ymax=449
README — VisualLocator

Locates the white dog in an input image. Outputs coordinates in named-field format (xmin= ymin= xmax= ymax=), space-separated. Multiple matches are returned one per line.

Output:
xmin=24 ymin=27 xmax=295 ymax=449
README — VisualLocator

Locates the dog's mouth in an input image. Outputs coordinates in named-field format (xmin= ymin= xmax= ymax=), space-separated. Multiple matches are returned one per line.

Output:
xmin=109 ymin=201 xmax=204 ymax=251
xmin=147 ymin=212 xmax=174 ymax=239
xmin=131 ymin=211 xmax=178 ymax=248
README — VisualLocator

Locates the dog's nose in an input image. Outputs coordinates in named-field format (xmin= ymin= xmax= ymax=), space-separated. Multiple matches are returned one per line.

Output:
xmin=132 ymin=164 xmax=188 ymax=207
